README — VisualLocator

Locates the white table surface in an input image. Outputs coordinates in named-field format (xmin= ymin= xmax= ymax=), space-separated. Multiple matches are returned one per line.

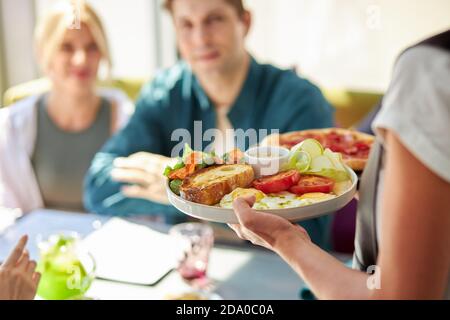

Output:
xmin=1 ymin=209 xmax=309 ymax=300
xmin=87 ymin=245 xmax=305 ymax=300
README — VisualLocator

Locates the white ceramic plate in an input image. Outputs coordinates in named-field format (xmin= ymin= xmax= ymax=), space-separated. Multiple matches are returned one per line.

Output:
xmin=166 ymin=167 xmax=358 ymax=224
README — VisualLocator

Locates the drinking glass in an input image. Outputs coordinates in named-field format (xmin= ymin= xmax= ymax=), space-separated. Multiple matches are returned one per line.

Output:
xmin=36 ymin=231 xmax=96 ymax=300
xmin=169 ymin=223 xmax=214 ymax=289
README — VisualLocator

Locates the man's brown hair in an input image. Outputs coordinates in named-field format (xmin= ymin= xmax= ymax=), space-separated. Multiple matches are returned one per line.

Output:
xmin=163 ymin=0 xmax=246 ymax=16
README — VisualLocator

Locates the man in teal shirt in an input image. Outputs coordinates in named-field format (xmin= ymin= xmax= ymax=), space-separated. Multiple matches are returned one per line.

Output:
xmin=84 ymin=0 xmax=334 ymax=247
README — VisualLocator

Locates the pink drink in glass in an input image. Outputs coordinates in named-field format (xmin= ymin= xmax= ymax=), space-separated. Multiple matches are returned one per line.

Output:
xmin=170 ymin=223 xmax=214 ymax=284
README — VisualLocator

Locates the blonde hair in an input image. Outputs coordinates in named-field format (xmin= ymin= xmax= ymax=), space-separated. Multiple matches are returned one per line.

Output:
xmin=34 ymin=0 xmax=111 ymax=77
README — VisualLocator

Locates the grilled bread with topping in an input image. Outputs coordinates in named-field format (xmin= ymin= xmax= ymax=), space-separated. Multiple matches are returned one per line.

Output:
xmin=180 ymin=165 xmax=254 ymax=205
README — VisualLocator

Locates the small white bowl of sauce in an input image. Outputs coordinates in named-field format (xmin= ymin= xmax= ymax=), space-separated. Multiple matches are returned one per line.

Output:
xmin=244 ymin=146 xmax=290 ymax=177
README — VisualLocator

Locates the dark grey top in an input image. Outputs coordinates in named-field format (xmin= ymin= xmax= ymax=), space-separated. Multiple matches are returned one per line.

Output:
xmin=31 ymin=95 xmax=111 ymax=212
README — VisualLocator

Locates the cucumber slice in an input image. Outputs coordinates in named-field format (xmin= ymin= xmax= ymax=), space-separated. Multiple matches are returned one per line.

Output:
xmin=293 ymin=151 xmax=311 ymax=172
xmin=323 ymin=148 xmax=345 ymax=171
xmin=283 ymin=150 xmax=311 ymax=172
xmin=292 ymin=139 xmax=323 ymax=158
xmin=309 ymin=169 xmax=349 ymax=182
xmin=309 ymin=155 xmax=334 ymax=172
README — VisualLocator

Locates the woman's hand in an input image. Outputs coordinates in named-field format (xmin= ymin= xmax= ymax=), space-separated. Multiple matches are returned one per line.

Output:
xmin=228 ymin=196 xmax=311 ymax=252
xmin=0 ymin=235 xmax=41 ymax=300
xmin=110 ymin=152 xmax=175 ymax=205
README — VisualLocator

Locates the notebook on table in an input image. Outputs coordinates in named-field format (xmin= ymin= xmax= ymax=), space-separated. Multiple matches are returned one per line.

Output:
xmin=81 ymin=218 xmax=180 ymax=286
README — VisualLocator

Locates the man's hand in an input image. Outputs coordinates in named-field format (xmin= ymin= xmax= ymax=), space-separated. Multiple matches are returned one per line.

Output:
xmin=0 ymin=235 xmax=41 ymax=300
xmin=111 ymin=152 xmax=175 ymax=205
xmin=228 ymin=196 xmax=310 ymax=252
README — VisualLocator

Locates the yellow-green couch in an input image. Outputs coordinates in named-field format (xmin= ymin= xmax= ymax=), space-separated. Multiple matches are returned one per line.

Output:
xmin=2 ymin=77 xmax=382 ymax=128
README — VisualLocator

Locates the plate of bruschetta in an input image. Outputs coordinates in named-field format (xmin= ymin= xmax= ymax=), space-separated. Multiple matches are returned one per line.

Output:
xmin=164 ymin=139 xmax=358 ymax=224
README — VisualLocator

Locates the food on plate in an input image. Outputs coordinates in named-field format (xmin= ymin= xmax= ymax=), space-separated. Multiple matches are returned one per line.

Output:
xmin=222 ymin=148 xmax=245 ymax=164
xmin=298 ymin=192 xmax=337 ymax=202
xmin=180 ymin=164 xmax=254 ymax=205
xmin=255 ymin=191 xmax=338 ymax=209
xmin=164 ymin=144 xmax=216 ymax=182
xmin=277 ymin=128 xmax=375 ymax=171
xmin=165 ymin=138 xmax=354 ymax=211
xmin=282 ymin=138 xmax=350 ymax=182
xmin=289 ymin=175 xmax=335 ymax=195
xmin=218 ymin=138 xmax=352 ymax=209
xmin=219 ymin=187 xmax=266 ymax=208
xmin=252 ymin=192 xmax=308 ymax=210
xmin=244 ymin=146 xmax=290 ymax=177
xmin=164 ymin=144 xmax=246 ymax=195
xmin=252 ymin=170 xmax=300 ymax=193
xmin=220 ymin=190 xmax=337 ymax=210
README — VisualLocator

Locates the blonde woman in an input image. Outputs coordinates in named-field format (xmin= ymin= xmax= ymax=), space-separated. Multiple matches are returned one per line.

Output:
xmin=0 ymin=1 xmax=133 ymax=213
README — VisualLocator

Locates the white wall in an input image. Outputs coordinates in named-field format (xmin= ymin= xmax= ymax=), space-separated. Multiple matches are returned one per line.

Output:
xmin=0 ymin=0 xmax=37 ymax=87
xmin=1 ymin=0 xmax=449 ymax=92
xmin=159 ymin=2 xmax=177 ymax=71
xmin=0 ymin=10 xmax=5 ymax=94
xmin=244 ymin=0 xmax=450 ymax=92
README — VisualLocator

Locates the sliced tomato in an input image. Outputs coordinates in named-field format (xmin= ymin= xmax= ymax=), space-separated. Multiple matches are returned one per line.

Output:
xmin=289 ymin=175 xmax=335 ymax=195
xmin=252 ymin=170 xmax=300 ymax=193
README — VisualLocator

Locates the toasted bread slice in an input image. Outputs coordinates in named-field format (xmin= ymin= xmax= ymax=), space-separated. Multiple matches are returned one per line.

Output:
xmin=180 ymin=164 xmax=254 ymax=205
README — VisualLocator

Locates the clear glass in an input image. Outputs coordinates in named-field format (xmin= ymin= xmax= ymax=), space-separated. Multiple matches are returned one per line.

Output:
xmin=36 ymin=231 xmax=96 ymax=300
xmin=169 ymin=223 xmax=214 ymax=289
